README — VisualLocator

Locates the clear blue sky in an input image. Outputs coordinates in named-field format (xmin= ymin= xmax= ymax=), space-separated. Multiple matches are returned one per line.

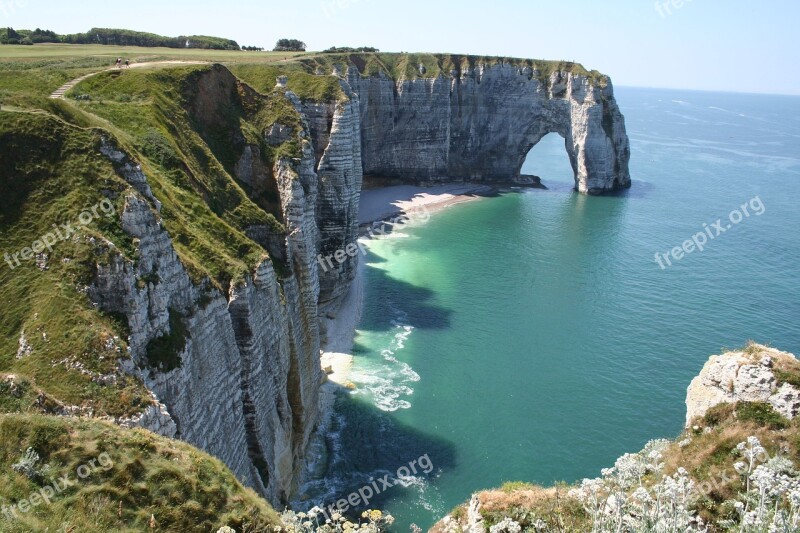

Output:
xmin=4 ymin=0 xmax=799 ymax=95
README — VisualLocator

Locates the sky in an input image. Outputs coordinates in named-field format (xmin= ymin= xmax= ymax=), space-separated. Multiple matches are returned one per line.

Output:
xmin=3 ymin=0 xmax=800 ymax=95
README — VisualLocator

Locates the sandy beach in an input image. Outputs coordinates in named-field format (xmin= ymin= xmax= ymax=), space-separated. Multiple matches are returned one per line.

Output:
xmin=358 ymin=183 xmax=497 ymax=226
xmin=320 ymin=183 xmax=497 ymax=393
xmin=319 ymin=259 xmax=363 ymax=388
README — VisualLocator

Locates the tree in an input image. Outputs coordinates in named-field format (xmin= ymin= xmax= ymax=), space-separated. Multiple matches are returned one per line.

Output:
xmin=322 ymin=46 xmax=379 ymax=54
xmin=273 ymin=38 xmax=306 ymax=52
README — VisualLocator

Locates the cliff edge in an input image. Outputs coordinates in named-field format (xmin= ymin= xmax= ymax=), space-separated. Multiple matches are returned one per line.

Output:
xmin=433 ymin=343 xmax=800 ymax=532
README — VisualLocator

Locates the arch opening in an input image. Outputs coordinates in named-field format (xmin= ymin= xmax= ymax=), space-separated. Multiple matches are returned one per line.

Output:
xmin=519 ymin=132 xmax=576 ymax=189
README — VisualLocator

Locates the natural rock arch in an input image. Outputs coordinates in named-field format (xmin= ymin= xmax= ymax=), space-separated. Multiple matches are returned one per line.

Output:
xmin=347 ymin=63 xmax=631 ymax=194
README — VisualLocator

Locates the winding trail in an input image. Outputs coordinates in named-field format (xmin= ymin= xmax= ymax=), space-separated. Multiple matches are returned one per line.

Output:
xmin=48 ymin=60 xmax=209 ymax=99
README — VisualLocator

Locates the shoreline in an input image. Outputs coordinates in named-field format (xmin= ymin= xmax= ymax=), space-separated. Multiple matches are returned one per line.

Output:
xmin=306 ymin=182 xmax=528 ymax=502
xmin=357 ymin=183 xmax=500 ymax=229
xmin=321 ymin=182 xmax=528 ymax=385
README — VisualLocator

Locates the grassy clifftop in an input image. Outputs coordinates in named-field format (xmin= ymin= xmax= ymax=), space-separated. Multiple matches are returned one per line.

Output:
xmin=292 ymin=52 xmax=608 ymax=85
xmin=0 ymin=59 xmax=301 ymax=533
xmin=0 ymin=61 xmax=316 ymax=418
xmin=0 ymin=44 xmax=341 ymax=533
xmin=0 ymin=414 xmax=278 ymax=532
xmin=0 ymin=111 xmax=149 ymax=418
xmin=0 ymin=46 xmax=609 ymax=109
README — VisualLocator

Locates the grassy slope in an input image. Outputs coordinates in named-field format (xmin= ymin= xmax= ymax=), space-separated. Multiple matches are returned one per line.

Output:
xmin=0 ymin=110 xmax=149 ymax=417
xmin=64 ymin=64 xmax=316 ymax=286
xmin=0 ymin=414 xmax=279 ymax=532
xmin=0 ymin=59 xmax=322 ymax=416
xmin=0 ymin=59 xmax=300 ymax=532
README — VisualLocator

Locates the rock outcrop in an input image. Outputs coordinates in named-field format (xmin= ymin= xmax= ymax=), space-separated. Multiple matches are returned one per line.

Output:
xmin=433 ymin=344 xmax=800 ymax=533
xmin=346 ymin=63 xmax=630 ymax=194
xmin=299 ymin=81 xmax=363 ymax=305
xmin=685 ymin=344 xmax=800 ymax=426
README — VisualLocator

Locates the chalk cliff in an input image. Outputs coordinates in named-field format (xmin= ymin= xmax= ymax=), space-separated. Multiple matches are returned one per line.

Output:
xmin=345 ymin=60 xmax=631 ymax=193
xmin=66 ymin=55 xmax=631 ymax=508
xmin=685 ymin=344 xmax=800 ymax=426
xmin=87 ymin=66 xmax=338 ymax=505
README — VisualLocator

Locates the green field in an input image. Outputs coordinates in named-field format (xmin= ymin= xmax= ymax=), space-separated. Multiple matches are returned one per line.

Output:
xmin=0 ymin=43 xmax=304 ymax=62
xmin=0 ymin=43 xmax=315 ymax=107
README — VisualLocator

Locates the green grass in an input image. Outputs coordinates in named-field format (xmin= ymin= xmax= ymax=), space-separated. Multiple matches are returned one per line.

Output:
xmin=735 ymin=401 xmax=790 ymax=430
xmin=0 ymin=414 xmax=279 ymax=532
xmin=0 ymin=111 xmax=150 ymax=417
xmin=473 ymin=484 xmax=589 ymax=533
xmin=0 ymin=58 xmax=314 ymax=418
xmin=0 ymin=43 xmax=300 ymax=61
xmin=229 ymin=63 xmax=344 ymax=102
xmin=63 ymin=64 xmax=292 ymax=287
xmin=290 ymin=52 xmax=609 ymax=86
xmin=771 ymin=353 xmax=800 ymax=389
xmin=499 ymin=481 xmax=538 ymax=493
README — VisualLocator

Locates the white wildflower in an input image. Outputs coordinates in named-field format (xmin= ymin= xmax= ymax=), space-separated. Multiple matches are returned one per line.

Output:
xmin=489 ymin=517 xmax=521 ymax=533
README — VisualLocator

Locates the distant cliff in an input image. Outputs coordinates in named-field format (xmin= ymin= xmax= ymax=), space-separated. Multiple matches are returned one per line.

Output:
xmin=346 ymin=58 xmax=631 ymax=194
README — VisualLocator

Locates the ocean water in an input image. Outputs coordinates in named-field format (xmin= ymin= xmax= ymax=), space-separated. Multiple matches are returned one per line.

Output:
xmin=302 ymin=88 xmax=800 ymax=530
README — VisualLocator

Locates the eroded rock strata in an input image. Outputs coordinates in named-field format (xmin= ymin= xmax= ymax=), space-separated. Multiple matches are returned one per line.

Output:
xmin=84 ymin=58 xmax=631 ymax=507
xmin=347 ymin=63 xmax=630 ymax=193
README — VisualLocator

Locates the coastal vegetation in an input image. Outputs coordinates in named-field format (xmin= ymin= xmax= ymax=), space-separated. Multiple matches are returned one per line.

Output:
xmin=0 ymin=414 xmax=279 ymax=532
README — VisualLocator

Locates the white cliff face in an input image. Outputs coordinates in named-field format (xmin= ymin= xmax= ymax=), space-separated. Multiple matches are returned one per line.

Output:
xmin=685 ymin=345 xmax=800 ymax=426
xmin=90 ymin=92 xmax=331 ymax=505
xmin=346 ymin=64 xmax=631 ymax=194
xmin=91 ymin=192 xmax=267 ymax=494
xmin=82 ymin=60 xmax=632 ymax=510
xmin=301 ymin=81 xmax=363 ymax=305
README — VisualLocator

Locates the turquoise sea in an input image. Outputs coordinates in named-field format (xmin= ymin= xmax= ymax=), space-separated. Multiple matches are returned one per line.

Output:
xmin=303 ymin=88 xmax=800 ymax=530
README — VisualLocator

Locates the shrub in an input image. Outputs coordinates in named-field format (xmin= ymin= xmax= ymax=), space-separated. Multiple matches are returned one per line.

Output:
xmin=736 ymin=402 xmax=789 ymax=430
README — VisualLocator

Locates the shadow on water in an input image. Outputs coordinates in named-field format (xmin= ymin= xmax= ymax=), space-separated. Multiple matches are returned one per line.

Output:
xmin=358 ymin=248 xmax=453 ymax=332
xmin=302 ymin=391 xmax=457 ymax=528
xmin=605 ymin=179 xmax=655 ymax=199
